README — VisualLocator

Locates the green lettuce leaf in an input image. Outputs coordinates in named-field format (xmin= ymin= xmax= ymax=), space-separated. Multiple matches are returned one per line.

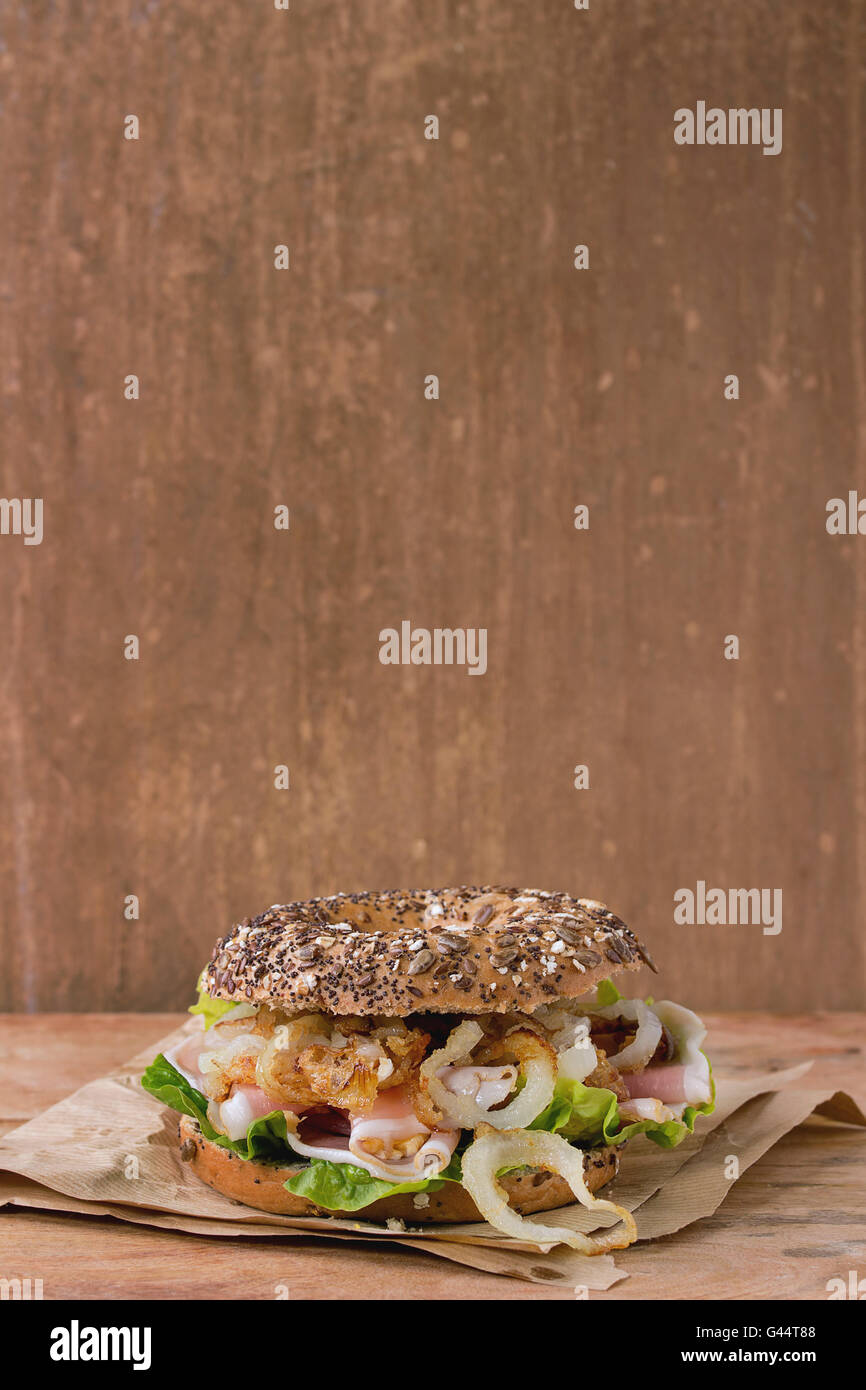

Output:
xmin=142 ymin=1036 xmax=716 ymax=1215
xmin=141 ymin=1054 xmax=470 ymax=1213
xmin=140 ymin=1054 xmax=293 ymax=1159
xmin=529 ymin=1078 xmax=619 ymax=1141
xmin=283 ymin=1153 xmax=462 ymax=1213
xmin=530 ymin=1060 xmax=715 ymax=1149
xmin=595 ymin=977 xmax=623 ymax=1007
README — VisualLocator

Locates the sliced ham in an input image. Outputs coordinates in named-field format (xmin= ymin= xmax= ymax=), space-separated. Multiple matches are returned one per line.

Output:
xmin=624 ymin=1063 xmax=691 ymax=1104
xmin=282 ymin=1130 xmax=355 ymax=1167
xmin=613 ymin=999 xmax=711 ymax=1109
xmin=164 ymin=1030 xmax=211 ymax=1091
xmin=623 ymin=1053 xmax=711 ymax=1107
xmin=214 ymin=1083 xmax=302 ymax=1141
xmin=283 ymin=1085 xmax=459 ymax=1182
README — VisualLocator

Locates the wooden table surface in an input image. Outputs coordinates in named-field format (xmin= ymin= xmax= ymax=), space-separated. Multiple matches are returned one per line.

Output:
xmin=0 ymin=1013 xmax=863 ymax=1301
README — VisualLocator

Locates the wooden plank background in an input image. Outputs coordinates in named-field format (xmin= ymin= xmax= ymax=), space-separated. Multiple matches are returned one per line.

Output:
xmin=0 ymin=0 xmax=864 ymax=1012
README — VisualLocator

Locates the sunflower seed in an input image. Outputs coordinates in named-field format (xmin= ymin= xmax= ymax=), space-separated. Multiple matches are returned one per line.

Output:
xmin=490 ymin=947 xmax=519 ymax=968
xmin=408 ymin=948 xmax=435 ymax=975
xmin=553 ymin=922 xmax=583 ymax=947
xmin=635 ymin=941 xmax=659 ymax=973
xmin=437 ymin=933 xmax=469 ymax=954
xmin=575 ymin=948 xmax=602 ymax=967
xmin=473 ymin=903 xmax=494 ymax=926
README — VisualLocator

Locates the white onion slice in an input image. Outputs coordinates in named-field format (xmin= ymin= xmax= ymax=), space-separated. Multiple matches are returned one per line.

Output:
xmin=417 ymin=1020 xmax=483 ymax=1123
xmin=531 ymin=1005 xmax=597 ymax=1082
xmin=212 ymin=1002 xmax=258 ymax=1027
xmin=556 ymin=1038 xmax=597 ymax=1083
xmin=592 ymin=999 xmax=662 ymax=1073
xmin=419 ymin=1022 xmax=555 ymax=1131
xmin=461 ymin=1127 xmax=637 ymax=1253
xmin=532 ymin=1001 xmax=589 ymax=1047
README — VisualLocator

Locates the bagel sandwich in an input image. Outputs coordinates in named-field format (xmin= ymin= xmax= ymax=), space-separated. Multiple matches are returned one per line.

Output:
xmin=142 ymin=887 xmax=714 ymax=1251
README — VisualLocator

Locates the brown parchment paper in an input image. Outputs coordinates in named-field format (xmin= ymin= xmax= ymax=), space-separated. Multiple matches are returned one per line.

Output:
xmin=1 ymin=1023 xmax=863 ymax=1288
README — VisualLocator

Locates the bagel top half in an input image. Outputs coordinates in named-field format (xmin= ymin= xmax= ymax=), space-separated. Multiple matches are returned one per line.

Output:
xmin=203 ymin=885 xmax=657 ymax=1016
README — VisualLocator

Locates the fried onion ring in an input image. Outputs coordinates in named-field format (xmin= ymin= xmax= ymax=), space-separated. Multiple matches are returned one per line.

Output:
xmin=199 ymin=1033 xmax=265 ymax=1101
xmin=417 ymin=1022 xmax=556 ymax=1131
xmin=590 ymin=1000 xmax=662 ymax=1073
xmin=461 ymin=1125 xmax=637 ymax=1253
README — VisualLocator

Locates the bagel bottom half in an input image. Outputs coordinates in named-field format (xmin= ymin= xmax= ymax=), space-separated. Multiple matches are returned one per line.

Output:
xmin=177 ymin=1115 xmax=622 ymax=1223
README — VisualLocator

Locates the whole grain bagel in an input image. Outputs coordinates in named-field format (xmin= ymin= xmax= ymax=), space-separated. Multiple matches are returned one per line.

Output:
xmin=177 ymin=1115 xmax=621 ymax=1223
xmin=202 ymin=886 xmax=655 ymax=1016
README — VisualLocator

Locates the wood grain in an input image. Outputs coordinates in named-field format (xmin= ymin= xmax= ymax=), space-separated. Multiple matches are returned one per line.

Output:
xmin=0 ymin=3 xmax=864 ymax=1010
xmin=0 ymin=1012 xmax=863 ymax=1299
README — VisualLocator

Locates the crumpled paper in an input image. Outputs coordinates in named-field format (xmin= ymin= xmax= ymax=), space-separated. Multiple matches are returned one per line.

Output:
xmin=0 ymin=1023 xmax=862 ymax=1287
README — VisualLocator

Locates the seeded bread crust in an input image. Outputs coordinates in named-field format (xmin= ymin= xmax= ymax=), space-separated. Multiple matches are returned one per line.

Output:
xmin=203 ymin=886 xmax=656 ymax=1016
xmin=177 ymin=1115 xmax=621 ymax=1222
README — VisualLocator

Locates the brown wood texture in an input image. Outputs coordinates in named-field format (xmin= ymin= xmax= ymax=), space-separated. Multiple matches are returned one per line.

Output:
xmin=1 ymin=1012 xmax=863 ymax=1299
xmin=1 ymin=3 xmax=865 ymax=1011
